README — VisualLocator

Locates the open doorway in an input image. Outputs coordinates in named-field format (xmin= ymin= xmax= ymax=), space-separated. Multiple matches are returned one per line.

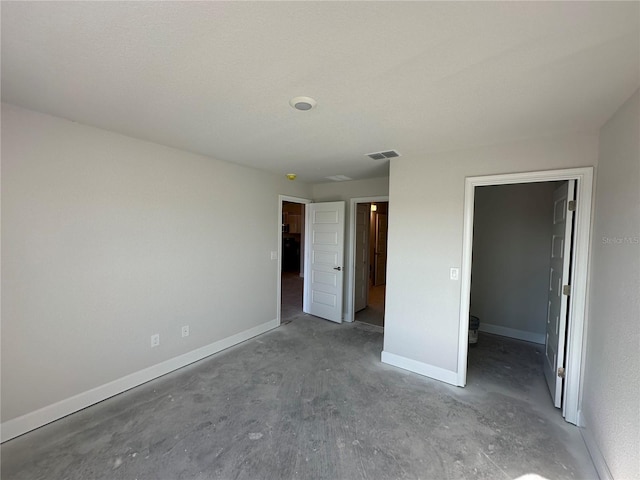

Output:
xmin=350 ymin=198 xmax=389 ymax=327
xmin=467 ymin=181 xmax=572 ymax=412
xmin=458 ymin=168 xmax=594 ymax=426
xmin=279 ymin=197 xmax=309 ymax=324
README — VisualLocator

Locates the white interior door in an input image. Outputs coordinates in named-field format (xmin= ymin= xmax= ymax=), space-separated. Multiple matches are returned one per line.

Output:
xmin=303 ymin=201 xmax=345 ymax=323
xmin=374 ymin=213 xmax=388 ymax=286
xmin=354 ymin=204 xmax=370 ymax=312
xmin=544 ymin=180 xmax=575 ymax=408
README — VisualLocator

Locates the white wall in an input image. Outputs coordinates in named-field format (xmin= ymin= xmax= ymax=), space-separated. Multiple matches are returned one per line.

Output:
xmin=581 ymin=90 xmax=639 ymax=479
xmin=1 ymin=104 xmax=312 ymax=435
xmin=383 ymin=133 xmax=598 ymax=378
xmin=471 ymin=182 xmax=558 ymax=344
xmin=312 ymin=177 xmax=389 ymax=319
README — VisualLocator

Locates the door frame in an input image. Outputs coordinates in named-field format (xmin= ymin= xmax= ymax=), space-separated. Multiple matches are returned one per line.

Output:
xmin=457 ymin=167 xmax=593 ymax=426
xmin=277 ymin=195 xmax=311 ymax=326
xmin=347 ymin=196 xmax=389 ymax=322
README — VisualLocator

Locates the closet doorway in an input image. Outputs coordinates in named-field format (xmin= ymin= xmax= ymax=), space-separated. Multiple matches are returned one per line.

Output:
xmin=468 ymin=181 xmax=573 ymax=412
xmin=458 ymin=167 xmax=594 ymax=426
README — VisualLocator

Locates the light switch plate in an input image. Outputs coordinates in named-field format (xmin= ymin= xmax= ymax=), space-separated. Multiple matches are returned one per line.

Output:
xmin=450 ymin=268 xmax=459 ymax=280
xmin=270 ymin=251 xmax=278 ymax=260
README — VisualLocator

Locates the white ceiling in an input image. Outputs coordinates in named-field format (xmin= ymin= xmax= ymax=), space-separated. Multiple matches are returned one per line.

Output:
xmin=2 ymin=2 xmax=639 ymax=183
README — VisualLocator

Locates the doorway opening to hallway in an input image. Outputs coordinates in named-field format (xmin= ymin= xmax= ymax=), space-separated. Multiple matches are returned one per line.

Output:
xmin=280 ymin=199 xmax=307 ymax=323
xmin=351 ymin=199 xmax=389 ymax=328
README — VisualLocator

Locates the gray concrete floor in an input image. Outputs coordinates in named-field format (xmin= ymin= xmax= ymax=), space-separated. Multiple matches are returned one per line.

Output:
xmin=1 ymin=311 xmax=597 ymax=480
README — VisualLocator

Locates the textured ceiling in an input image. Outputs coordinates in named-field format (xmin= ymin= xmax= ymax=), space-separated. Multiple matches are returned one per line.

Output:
xmin=2 ymin=2 xmax=639 ymax=183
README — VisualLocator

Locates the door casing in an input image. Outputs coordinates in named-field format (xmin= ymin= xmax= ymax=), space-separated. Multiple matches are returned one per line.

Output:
xmin=457 ymin=167 xmax=594 ymax=426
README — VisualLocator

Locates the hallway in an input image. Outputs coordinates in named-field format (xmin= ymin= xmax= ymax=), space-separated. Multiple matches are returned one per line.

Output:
xmin=354 ymin=284 xmax=385 ymax=327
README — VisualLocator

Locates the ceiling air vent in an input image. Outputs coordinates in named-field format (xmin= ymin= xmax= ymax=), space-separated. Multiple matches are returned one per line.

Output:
xmin=366 ymin=149 xmax=401 ymax=160
xmin=325 ymin=175 xmax=352 ymax=182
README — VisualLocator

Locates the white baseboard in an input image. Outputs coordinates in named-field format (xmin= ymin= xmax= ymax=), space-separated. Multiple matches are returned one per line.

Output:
xmin=580 ymin=425 xmax=614 ymax=480
xmin=479 ymin=322 xmax=545 ymax=345
xmin=1 ymin=319 xmax=279 ymax=443
xmin=577 ymin=409 xmax=586 ymax=428
xmin=381 ymin=351 xmax=459 ymax=386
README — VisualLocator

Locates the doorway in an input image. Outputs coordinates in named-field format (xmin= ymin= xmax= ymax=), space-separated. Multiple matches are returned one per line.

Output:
xmin=458 ymin=168 xmax=594 ymax=426
xmin=356 ymin=202 xmax=388 ymax=327
xmin=278 ymin=196 xmax=310 ymax=324
xmin=468 ymin=181 xmax=572 ymax=410
xmin=348 ymin=196 xmax=389 ymax=326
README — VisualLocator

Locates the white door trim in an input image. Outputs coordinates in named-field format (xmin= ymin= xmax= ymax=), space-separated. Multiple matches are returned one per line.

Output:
xmin=457 ymin=167 xmax=594 ymax=426
xmin=277 ymin=195 xmax=312 ymax=326
xmin=347 ymin=196 xmax=390 ymax=322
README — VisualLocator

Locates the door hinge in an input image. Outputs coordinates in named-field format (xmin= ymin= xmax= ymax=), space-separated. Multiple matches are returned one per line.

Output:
xmin=568 ymin=200 xmax=576 ymax=212
xmin=563 ymin=284 xmax=571 ymax=296
xmin=557 ymin=367 xmax=566 ymax=378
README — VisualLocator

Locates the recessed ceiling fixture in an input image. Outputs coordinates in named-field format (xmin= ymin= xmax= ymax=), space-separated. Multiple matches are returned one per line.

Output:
xmin=366 ymin=149 xmax=401 ymax=160
xmin=325 ymin=175 xmax=352 ymax=182
xmin=289 ymin=96 xmax=317 ymax=111
xmin=285 ymin=173 xmax=297 ymax=181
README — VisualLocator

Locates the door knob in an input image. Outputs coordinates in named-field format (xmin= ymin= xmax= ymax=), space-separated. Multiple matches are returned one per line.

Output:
xmin=333 ymin=266 xmax=342 ymax=271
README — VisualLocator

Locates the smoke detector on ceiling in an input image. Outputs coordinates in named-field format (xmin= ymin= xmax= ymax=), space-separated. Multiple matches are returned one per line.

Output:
xmin=366 ymin=150 xmax=401 ymax=160
xmin=290 ymin=96 xmax=317 ymax=111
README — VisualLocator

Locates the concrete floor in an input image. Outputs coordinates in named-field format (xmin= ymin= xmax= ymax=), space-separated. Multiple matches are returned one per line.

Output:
xmin=1 ymin=310 xmax=597 ymax=480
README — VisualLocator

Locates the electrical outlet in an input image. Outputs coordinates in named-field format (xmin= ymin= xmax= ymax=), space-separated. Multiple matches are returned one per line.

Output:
xmin=450 ymin=268 xmax=459 ymax=281
xmin=181 ymin=325 xmax=189 ymax=338
xmin=151 ymin=334 xmax=160 ymax=347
